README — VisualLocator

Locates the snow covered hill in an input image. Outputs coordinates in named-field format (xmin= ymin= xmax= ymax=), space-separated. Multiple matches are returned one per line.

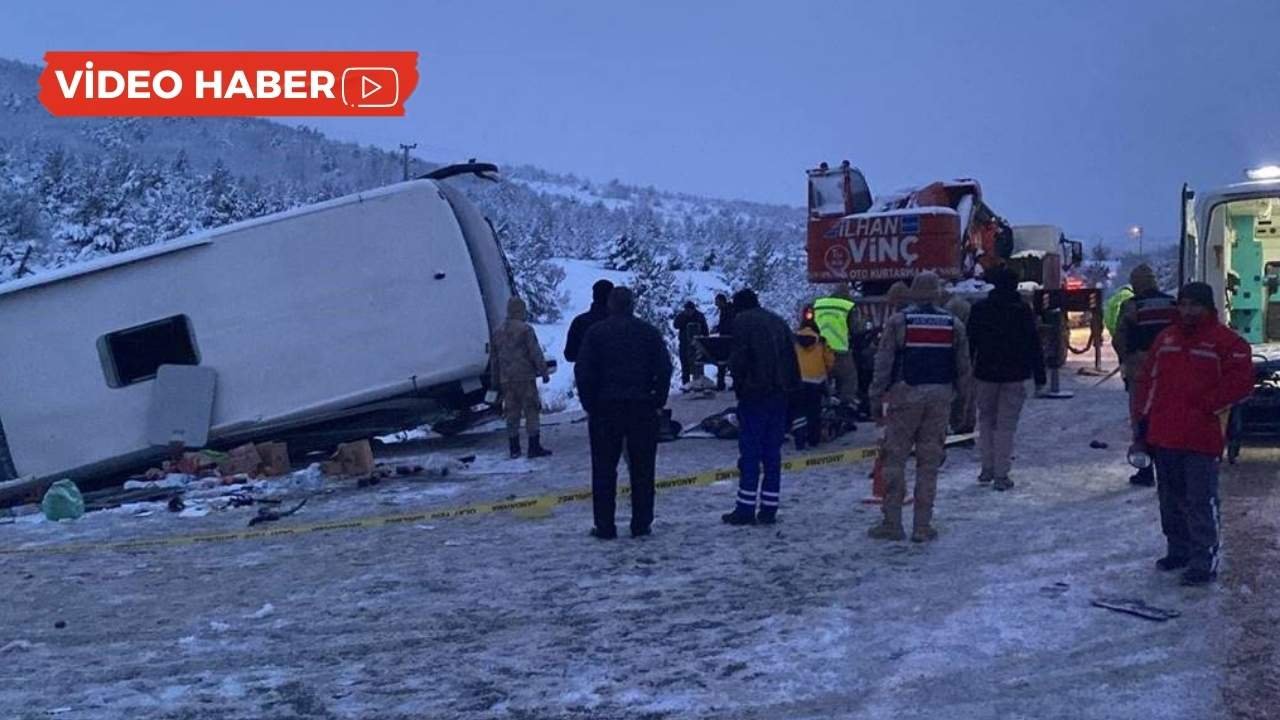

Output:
xmin=0 ymin=57 xmax=807 ymax=322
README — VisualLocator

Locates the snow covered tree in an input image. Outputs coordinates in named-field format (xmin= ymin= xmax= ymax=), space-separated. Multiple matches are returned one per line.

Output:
xmin=1075 ymin=239 xmax=1114 ymax=289
xmin=199 ymin=160 xmax=248 ymax=229
xmin=605 ymin=233 xmax=642 ymax=271
xmin=496 ymin=220 xmax=566 ymax=324
xmin=631 ymin=246 xmax=679 ymax=344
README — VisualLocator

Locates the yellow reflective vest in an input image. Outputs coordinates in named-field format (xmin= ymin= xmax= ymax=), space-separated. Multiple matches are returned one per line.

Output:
xmin=813 ymin=297 xmax=855 ymax=352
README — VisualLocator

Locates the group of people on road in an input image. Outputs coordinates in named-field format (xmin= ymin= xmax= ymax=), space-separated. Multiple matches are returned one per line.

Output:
xmin=488 ymin=261 xmax=1256 ymax=587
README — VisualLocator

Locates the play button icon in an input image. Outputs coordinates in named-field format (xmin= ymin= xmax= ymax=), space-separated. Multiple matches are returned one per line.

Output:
xmin=341 ymin=67 xmax=399 ymax=108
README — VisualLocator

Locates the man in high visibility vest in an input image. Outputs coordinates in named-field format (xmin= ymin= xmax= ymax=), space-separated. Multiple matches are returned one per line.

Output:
xmin=813 ymin=286 xmax=859 ymax=409
xmin=1104 ymin=283 xmax=1134 ymax=338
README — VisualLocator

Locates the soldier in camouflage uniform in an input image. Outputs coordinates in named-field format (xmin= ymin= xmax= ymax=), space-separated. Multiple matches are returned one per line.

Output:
xmin=490 ymin=296 xmax=552 ymax=459
xmin=867 ymin=272 xmax=971 ymax=543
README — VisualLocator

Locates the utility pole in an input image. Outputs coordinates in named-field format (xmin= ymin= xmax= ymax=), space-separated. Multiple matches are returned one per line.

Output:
xmin=1129 ymin=224 xmax=1144 ymax=257
xmin=399 ymin=142 xmax=418 ymax=182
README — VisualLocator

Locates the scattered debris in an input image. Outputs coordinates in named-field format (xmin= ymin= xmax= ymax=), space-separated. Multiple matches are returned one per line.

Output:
xmin=282 ymin=464 xmax=325 ymax=494
xmin=248 ymin=498 xmax=308 ymax=526
xmin=1039 ymin=582 xmax=1070 ymax=597
xmin=1091 ymin=597 xmax=1181 ymax=622
xmin=0 ymin=640 xmax=34 ymax=653
xmin=86 ymin=485 xmax=183 ymax=511
xmin=1089 ymin=440 xmax=1109 ymax=450
xmin=209 ymin=621 xmax=232 ymax=632
xmin=248 ymin=603 xmax=275 ymax=619
xmin=167 ymin=496 xmax=186 ymax=513
xmin=40 ymin=480 xmax=84 ymax=521
xmin=53 ymin=621 xmax=66 ymax=629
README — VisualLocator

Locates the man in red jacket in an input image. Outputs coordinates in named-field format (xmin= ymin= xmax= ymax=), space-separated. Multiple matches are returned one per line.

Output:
xmin=1134 ymin=282 xmax=1254 ymax=586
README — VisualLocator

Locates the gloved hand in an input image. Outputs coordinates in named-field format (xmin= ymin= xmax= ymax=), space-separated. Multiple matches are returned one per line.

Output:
xmin=1134 ymin=417 xmax=1149 ymax=444
xmin=541 ymin=375 xmax=551 ymax=385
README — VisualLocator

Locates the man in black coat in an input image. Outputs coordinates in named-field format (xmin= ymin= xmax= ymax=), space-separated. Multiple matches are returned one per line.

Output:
xmin=673 ymin=301 xmax=710 ymax=385
xmin=966 ymin=266 xmax=1047 ymax=490
xmin=564 ymin=279 xmax=615 ymax=363
xmin=721 ymin=289 xmax=802 ymax=525
xmin=575 ymin=287 xmax=674 ymax=539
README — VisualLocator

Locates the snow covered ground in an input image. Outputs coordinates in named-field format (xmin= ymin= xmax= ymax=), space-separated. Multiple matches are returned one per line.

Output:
xmin=2 ymin=349 xmax=1274 ymax=719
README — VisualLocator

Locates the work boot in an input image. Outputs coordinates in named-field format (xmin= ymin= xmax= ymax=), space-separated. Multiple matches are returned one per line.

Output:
xmin=911 ymin=526 xmax=938 ymax=543
xmin=721 ymin=510 xmax=756 ymax=526
xmin=1129 ymin=466 xmax=1155 ymax=487
xmin=867 ymin=522 xmax=906 ymax=541
xmin=756 ymin=509 xmax=777 ymax=525
xmin=1180 ymin=568 xmax=1217 ymax=587
xmin=508 ymin=436 xmax=522 ymax=459
xmin=993 ymin=476 xmax=1015 ymax=491
xmin=1155 ymin=555 xmax=1190 ymax=572
xmin=527 ymin=435 xmax=552 ymax=459
xmin=590 ymin=527 xmax=617 ymax=540
xmin=977 ymin=471 xmax=993 ymax=484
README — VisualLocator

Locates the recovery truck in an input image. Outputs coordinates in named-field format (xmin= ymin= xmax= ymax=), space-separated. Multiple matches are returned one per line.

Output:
xmin=804 ymin=160 xmax=1093 ymax=396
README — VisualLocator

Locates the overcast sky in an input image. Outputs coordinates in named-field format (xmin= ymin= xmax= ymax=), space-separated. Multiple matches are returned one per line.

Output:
xmin=6 ymin=0 xmax=1280 ymax=246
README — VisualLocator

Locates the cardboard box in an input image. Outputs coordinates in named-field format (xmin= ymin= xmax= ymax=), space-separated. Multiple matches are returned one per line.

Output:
xmin=322 ymin=439 xmax=375 ymax=477
xmin=254 ymin=442 xmax=291 ymax=477
xmin=220 ymin=443 xmax=263 ymax=477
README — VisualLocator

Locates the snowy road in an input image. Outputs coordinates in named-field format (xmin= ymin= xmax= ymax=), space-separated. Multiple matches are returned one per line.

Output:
xmin=0 ymin=356 xmax=1273 ymax=719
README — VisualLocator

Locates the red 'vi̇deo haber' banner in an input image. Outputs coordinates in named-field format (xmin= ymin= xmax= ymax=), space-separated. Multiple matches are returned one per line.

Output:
xmin=39 ymin=51 xmax=419 ymax=117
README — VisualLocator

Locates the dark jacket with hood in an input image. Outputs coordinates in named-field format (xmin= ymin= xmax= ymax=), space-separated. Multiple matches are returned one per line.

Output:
xmin=966 ymin=270 xmax=1048 ymax=386
xmin=564 ymin=281 xmax=614 ymax=363
xmin=575 ymin=311 xmax=673 ymax=414
xmin=728 ymin=292 xmax=802 ymax=402
xmin=673 ymin=306 xmax=710 ymax=353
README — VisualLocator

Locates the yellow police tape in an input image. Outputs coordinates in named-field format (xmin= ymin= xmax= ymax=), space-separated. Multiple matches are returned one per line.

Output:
xmin=0 ymin=436 xmax=970 ymax=556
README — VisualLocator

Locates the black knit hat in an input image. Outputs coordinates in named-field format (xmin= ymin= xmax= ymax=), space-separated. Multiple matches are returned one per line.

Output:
xmin=592 ymin=279 xmax=615 ymax=304
xmin=732 ymin=288 xmax=760 ymax=310
xmin=1178 ymin=282 xmax=1216 ymax=311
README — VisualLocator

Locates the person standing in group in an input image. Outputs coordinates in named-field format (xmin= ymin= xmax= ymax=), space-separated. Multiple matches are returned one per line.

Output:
xmin=1112 ymin=264 xmax=1177 ymax=487
xmin=943 ymin=292 xmax=976 ymax=435
xmin=564 ymin=279 xmax=615 ymax=364
xmin=792 ymin=318 xmax=835 ymax=450
xmin=713 ymin=293 xmax=737 ymax=391
xmin=490 ymin=296 xmax=552 ymax=459
xmin=1104 ymin=282 xmax=1135 ymax=341
xmin=813 ymin=285 xmax=859 ymax=410
xmin=575 ymin=287 xmax=674 ymax=540
xmin=965 ymin=266 xmax=1046 ymax=490
xmin=721 ymin=289 xmax=801 ymax=526
xmin=867 ymin=272 xmax=970 ymax=542
xmin=673 ymin=301 xmax=710 ymax=387
xmin=1133 ymin=282 xmax=1253 ymax=586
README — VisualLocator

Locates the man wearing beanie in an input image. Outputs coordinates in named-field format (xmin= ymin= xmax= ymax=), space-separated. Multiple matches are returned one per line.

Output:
xmin=1113 ymin=264 xmax=1178 ymax=486
xmin=564 ymin=279 xmax=614 ymax=363
xmin=1133 ymin=282 xmax=1253 ymax=586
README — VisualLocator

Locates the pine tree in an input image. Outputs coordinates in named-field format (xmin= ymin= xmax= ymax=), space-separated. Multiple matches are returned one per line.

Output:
xmin=496 ymin=220 xmax=566 ymax=324
xmin=631 ymin=245 xmax=678 ymax=344
xmin=605 ymin=233 xmax=641 ymax=271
